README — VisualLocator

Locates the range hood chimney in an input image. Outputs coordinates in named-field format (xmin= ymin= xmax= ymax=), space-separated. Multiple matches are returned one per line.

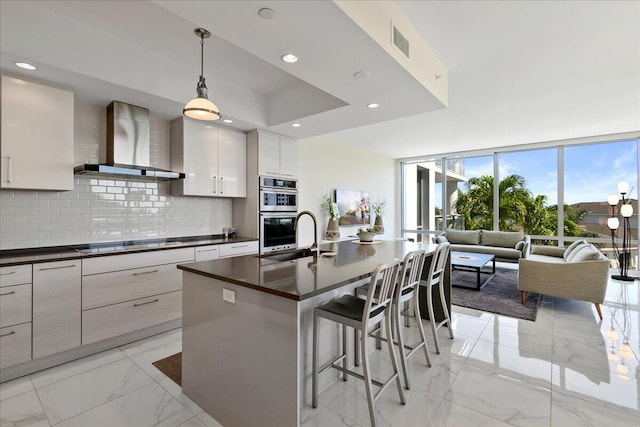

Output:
xmin=74 ymin=101 xmax=185 ymax=179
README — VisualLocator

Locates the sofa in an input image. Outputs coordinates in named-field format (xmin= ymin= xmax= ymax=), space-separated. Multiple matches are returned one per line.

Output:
xmin=434 ymin=229 xmax=529 ymax=263
xmin=518 ymin=240 xmax=610 ymax=319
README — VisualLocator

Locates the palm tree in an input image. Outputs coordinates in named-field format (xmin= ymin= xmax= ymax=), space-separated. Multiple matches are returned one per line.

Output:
xmin=454 ymin=174 xmax=533 ymax=231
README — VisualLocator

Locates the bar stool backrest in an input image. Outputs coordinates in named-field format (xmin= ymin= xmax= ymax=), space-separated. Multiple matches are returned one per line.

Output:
xmin=427 ymin=243 xmax=450 ymax=287
xmin=397 ymin=249 xmax=427 ymax=296
xmin=363 ymin=260 xmax=401 ymax=329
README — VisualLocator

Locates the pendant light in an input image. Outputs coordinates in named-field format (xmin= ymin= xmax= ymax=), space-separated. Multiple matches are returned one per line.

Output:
xmin=183 ymin=28 xmax=221 ymax=121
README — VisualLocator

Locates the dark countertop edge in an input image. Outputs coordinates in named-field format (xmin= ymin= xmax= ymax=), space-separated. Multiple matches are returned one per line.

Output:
xmin=0 ymin=235 xmax=258 ymax=267
xmin=177 ymin=263 xmax=374 ymax=302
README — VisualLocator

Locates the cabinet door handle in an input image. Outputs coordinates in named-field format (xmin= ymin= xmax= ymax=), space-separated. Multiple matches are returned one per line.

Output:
xmin=220 ymin=176 xmax=224 ymax=194
xmin=232 ymin=244 xmax=248 ymax=249
xmin=0 ymin=271 xmax=16 ymax=276
xmin=38 ymin=264 xmax=76 ymax=271
xmin=213 ymin=176 xmax=217 ymax=194
xmin=133 ymin=298 xmax=159 ymax=307
xmin=0 ymin=331 xmax=16 ymax=338
xmin=0 ymin=291 xmax=16 ymax=296
xmin=7 ymin=156 xmax=12 ymax=183
xmin=132 ymin=269 xmax=159 ymax=276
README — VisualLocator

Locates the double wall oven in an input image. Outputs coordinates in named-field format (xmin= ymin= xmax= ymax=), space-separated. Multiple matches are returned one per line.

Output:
xmin=259 ymin=176 xmax=298 ymax=254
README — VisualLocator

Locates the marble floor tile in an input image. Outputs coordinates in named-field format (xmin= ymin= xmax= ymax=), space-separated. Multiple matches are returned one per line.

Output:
xmin=30 ymin=348 xmax=126 ymax=389
xmin=118 ymin=328 xmax=182 ymax=358
xmin=54 ymin=382 xmax=196 ymax=427
xmin=0 ymin=376 xmax=34 ymax=401
xmin=302 ymin=406 xmax=363 ymax=427
xmin=445 ymin=362 xmax=551 ymax=426
xmin=551 ymin=391 xmax=640 ymax=426
xmin=429 ymin=398 xmax=513 ymax=427
xmin=0 ymin=389 xmax=50 ymax=427
xmin=127 ymin=341 xmax=183 ymax=381
xmin=466 ymin=339 xmax=552 ymax=388
xmin=36 ymin=358 xmax=154 ymax=424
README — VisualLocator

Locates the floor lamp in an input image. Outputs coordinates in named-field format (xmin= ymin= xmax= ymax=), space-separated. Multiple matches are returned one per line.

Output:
xmin=608 ymin=181 xmax=635 ymax=282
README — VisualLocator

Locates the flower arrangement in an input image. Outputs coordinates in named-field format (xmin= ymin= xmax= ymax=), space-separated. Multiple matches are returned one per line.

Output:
xmin=321 ymin=194 xmax=339 ymax=221
xmin=372 ymin=200 xmax=386 ymax=217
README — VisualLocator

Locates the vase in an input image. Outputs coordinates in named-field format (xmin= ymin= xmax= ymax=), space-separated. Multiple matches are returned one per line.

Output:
xmin=373 ymin=215 xmax=384 ymax=234
xmin=325 ymin=219 xmax=340 ymax=240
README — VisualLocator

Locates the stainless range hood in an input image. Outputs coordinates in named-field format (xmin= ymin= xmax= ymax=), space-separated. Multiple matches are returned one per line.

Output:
xmin=74 ymin=101 xmax=185 ymax=180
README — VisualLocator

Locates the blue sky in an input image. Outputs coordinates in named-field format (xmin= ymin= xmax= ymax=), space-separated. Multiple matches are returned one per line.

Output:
xmin=460 ymin=139 xmax=638 ymax=206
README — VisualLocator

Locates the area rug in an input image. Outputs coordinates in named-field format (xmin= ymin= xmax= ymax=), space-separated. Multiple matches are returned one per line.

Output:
xmin=451 ymin=268 xmax=541 ymax=321
xmin=152 ymin=352 xmax=182 ymax=386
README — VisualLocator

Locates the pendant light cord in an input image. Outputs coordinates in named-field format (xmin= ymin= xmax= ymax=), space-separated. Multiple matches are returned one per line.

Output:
xmin=200 ymin=34 xmax=204 ymax=78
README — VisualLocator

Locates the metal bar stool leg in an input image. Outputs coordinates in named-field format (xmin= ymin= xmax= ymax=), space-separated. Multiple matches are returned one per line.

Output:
xmin=312 ymin=309 xmax=319 ymax=408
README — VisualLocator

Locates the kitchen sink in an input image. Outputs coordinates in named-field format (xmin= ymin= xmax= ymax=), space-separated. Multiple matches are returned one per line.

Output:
xmin=260 ymin=248 xmax=320 ymax=262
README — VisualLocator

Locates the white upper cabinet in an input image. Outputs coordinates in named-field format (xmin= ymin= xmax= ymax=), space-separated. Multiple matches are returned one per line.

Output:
xmin=1 ymin=75 xmax=74 ymax=191
xmin=255 ymin=130 xmax=298 ymax=178
xmin=171 ymin=118 xmax=246 ymax=197
xmin=218 ymin=127 xmax=247 ymax=197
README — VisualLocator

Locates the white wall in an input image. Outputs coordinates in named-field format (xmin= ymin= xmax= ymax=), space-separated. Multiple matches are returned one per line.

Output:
xmin=296 ymin=135 xmax=397 ymax=247
xmin=0 ymin=99 xmax=232 ymax=250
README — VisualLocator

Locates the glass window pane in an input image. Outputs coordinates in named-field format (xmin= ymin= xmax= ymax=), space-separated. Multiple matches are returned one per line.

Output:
xmin=451 ymin=155 xmax=494 ymax=230
xmin=565 ymin=139 xmax=638 ymax=269
xmin=498 ymin=149 xmax=557 ymax=235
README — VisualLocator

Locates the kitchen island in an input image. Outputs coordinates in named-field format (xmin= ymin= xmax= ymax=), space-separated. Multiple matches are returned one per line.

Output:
xmin=178 ymin=239 xmax=448 ymax=427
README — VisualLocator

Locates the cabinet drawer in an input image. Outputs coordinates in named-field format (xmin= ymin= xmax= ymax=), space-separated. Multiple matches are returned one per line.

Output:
xmin=219 ymin=241 xmax=258 ymax=258
xmin=0 ymin=264 xmax=31 ymax=287
xmin=82 ymin=247 xmax=194 ymax=275
xmin=0 ymin=283 xmax=31 ymax=328
xmin=83 ymin=263 xmax=182 ymax=310
xmin=82 ymin=290 xmax=182 ymax=345
xmin=0 ymin=322 xmax=32 ymax=369
xmin=195 ymin=245 xmax=220 ymax=261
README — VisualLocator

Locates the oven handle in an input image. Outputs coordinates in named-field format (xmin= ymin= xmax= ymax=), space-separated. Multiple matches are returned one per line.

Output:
xmin=260 ymin=212 xmax=298 ymax=218
xmin=259 ymin=188 xmax=299 ymax=195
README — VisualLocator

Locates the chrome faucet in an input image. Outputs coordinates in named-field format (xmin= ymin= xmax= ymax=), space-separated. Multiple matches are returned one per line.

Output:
xmin=294 ymin=210 xmax=318 ymax=252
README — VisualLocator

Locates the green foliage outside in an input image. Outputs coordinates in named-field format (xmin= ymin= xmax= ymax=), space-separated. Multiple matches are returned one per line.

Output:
xmin=453 ymin=174 xmax=596 ymax=239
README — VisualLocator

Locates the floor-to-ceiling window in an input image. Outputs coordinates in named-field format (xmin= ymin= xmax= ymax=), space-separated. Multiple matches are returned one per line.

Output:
xmin=401 ymin=136 xmax=639 ymax=269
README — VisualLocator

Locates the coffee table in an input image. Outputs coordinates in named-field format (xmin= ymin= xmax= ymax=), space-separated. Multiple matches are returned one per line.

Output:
xmin=451 ymin=251 xmax=496 ymax=291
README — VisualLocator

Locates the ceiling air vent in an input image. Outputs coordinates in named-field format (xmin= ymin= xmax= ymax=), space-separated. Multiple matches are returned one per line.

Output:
xmin=393 ymin=25 xmax=410 ymax=59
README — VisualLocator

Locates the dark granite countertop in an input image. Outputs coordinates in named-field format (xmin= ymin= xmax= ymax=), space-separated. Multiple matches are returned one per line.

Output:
xmin=178 ymin=240 xmax=438 ymax=301
xmin=0 ymin=235 xmax=258 ymax=267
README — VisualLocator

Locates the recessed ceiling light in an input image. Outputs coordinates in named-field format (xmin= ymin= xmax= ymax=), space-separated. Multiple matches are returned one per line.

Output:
xmin=15 ymin=62 xmax=36 ymax=71
xmin=353 ymin=71 xmax=371 ymax=79
xmin=367 ymin=103 xmax=379 ymax=109
xmin=291 ymin=123 xmax=301 ymax=128
xmin=258 ymin=8 xmax=275 ymax=20
xmin=223 ymin=119 xmax=233 ymax=123
xmin=281 ymin=53 xmax=298 ymax=64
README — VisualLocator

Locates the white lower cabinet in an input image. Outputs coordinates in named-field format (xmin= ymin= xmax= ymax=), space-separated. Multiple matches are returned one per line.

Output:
xmin=219 ymin=240 xmax=259 ymax=258
xmin=195 ymin=245 xmax=220 ymax=261
xmin=82 ymin=290 xmax=182 ymax=345
xmin=0 ymin=323 xmax=32 ymax=369
xmin=32 ymin=261 xmax=81 ymax=359
xmin=81 ymin=248 xmax=194 ymax=345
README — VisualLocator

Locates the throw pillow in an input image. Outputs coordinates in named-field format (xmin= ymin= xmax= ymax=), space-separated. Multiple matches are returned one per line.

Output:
xmin=568 ymin=244 xmax=602 ymax=262
xmin=563 ymin=239 xmax=587 ymax=261
xmin=444 ymin=229 xmax=481 ymax=245
xmin=434 ymin=235 xmax=448 ymax=244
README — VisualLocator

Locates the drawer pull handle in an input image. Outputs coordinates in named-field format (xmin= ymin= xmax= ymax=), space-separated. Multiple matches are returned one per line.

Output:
xmin=0 ymin=271 xmax=16 ymax=276
xmin=133 ymin=299 xmax=159 ymax=307
xmin=0 ymin=331 xmax=16 ymax=338
xmin=0 ymin=291 xmax=16 ymax=296
xmin=132 ymin=269 xmax=159 ymax=276
xmin=38 ymin=264 xmax=76 ymax=271
xmin=233 ymin=245 xmax=248 ymax=248
xmin=198 ymin=249 xmax=218 ymax=253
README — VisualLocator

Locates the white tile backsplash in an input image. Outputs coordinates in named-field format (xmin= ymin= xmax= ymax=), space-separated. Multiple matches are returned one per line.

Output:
xmin=0 ymin=99 xmax=234 ymax=250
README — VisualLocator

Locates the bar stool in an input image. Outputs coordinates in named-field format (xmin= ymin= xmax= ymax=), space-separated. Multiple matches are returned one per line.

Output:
xmin=312 ymin=260 xmax=405 ymax=427
xmin=424 ymin=242 xmax=453 ymax=353
xmin=355 ymin=249 xmax=432 ymax=389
